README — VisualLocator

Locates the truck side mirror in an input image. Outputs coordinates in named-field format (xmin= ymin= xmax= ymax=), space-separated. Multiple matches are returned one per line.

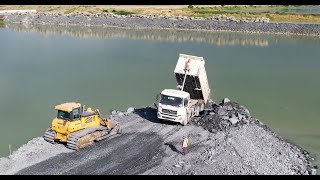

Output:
xmin=154 ymin=94 xmax=160 ymax=109
xmin=184 ymin=99 xmax=188 ymax=107
xmin=154 ymin=103 xmax=158 ymax=109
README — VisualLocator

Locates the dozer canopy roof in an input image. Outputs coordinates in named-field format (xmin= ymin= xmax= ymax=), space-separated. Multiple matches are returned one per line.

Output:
xmin=55 ymin=102 xmax=81 ymax=112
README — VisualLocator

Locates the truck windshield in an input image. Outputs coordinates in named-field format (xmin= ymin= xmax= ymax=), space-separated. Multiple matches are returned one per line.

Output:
xmin=160 ymin=94 xmax=183 ymax=107
xmin=57 ymin=110 xmax=71 ymax=120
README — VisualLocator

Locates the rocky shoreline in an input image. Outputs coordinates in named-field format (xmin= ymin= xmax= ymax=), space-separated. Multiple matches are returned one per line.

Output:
xmin=0 ymin=99 xmax=317 ymax=175
xmin=3 ymin=12 xmax=320 ymax=36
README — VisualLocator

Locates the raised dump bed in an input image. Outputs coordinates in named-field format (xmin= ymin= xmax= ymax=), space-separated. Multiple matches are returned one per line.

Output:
xmin=174 ymin=54 xmax=211 ymax=103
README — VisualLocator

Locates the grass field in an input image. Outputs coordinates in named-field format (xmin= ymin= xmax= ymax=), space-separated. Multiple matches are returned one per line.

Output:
xmin=0 ymin=15 xmax=4 ymax=26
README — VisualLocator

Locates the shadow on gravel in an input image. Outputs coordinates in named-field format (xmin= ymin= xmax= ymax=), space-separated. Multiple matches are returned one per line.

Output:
xmin=16 ymin=132 xmax=166 ymax=175
xmin=134 ymin=107 xmax=159 ymax=123
xmin=134 ymin=107 xmax=181 ymax=126
xmin=165 ymin=142 xmax=182 ymax=155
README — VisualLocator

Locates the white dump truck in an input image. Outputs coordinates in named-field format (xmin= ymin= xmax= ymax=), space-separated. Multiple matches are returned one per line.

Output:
xmin=156 ymin=54 xmax=211 ymax=125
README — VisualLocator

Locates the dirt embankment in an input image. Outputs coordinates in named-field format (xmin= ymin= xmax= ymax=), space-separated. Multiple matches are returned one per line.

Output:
xmin=3 ymin=12 xmax=320 ymax=36
xmin=0 ymin=98 xmax=317 ymax=175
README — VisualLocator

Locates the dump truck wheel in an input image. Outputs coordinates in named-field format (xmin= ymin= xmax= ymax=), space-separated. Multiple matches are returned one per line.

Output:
xmin=183 ymin=119 xmax=187 ymax=126
xmin=182 ymin=117 xmax=188 ymax=126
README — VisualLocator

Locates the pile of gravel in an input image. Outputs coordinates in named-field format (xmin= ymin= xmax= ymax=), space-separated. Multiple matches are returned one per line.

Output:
xmin=193 ymin=98 xmax=251 ymax=133
xmin=191 ymin=98 xmax=317 ymax=175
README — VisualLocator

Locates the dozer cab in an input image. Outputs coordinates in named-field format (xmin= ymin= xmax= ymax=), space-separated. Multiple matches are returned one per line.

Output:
xmin=43 ymin=102 xmax=120 ymax=150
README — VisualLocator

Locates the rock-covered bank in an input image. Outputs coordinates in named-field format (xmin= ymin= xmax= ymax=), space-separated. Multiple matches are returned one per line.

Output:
xmin=3 ymin=12 xmax=320 ymax=36
xmin=0 ymin=99 xmax=317 ymax=175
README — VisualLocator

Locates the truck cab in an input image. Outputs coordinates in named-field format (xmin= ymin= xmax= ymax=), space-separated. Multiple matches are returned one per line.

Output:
xmin=157 ymin=89 xmax=190 ymax=125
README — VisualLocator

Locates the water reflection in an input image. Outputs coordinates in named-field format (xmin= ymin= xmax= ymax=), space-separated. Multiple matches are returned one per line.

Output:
xmin=7 ymin=23 xmax=272 ymax=47
xmin=1 ymin=22 xmax=320 ymax=172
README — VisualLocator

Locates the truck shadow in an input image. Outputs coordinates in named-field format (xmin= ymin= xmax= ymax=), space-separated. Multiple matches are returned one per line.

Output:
xmin=134 ymin=107 xmax=161 ymax=124
xmin=134 ymin=107 xmax=179 ymax=126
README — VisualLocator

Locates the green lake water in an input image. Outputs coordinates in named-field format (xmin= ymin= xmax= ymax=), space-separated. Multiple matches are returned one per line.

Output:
xmin=0 ymin=24 xmax=319 ymax=172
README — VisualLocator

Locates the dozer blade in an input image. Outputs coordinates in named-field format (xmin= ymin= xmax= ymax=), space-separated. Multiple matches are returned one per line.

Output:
xmin=95 ymin=125 xmax=121 ymax=141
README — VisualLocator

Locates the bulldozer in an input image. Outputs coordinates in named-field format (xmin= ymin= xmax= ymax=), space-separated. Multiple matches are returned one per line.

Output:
xmin=43 ymin=102 xmax=121 ymax=150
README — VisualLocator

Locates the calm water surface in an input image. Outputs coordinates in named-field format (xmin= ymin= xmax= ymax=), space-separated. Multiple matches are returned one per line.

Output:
xmin=0 ymin=24 xmax=319 ymax=171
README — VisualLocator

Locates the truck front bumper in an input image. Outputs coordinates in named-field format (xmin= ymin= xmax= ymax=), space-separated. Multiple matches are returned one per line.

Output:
xmin=157 ymin=112 xmax=183 ymax=123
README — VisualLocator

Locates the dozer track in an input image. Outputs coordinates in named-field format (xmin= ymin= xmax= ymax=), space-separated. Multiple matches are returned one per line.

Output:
xmin=43 ymin=129 xmax=56 ymax=144
xmin=66 ymin=125 xmax=120 ymax=150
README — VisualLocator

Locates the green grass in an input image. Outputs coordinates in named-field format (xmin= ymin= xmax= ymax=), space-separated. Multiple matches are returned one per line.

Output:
xmin=0 ymin=20 xmax=5 ymax=27
xmin=64 ymin=8 xmax=76 ymax=14
xmin=189 ymin=5 xmax=316 ymax=13
xmin=219 ymin=6 xmax=242 ymax=11
xmin=184 ymin=7 xmax=320 ymax=23
xmin=0 ymin=15 xmax=4 ymax=25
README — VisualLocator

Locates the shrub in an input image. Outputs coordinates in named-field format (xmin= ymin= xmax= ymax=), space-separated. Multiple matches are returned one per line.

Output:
xmin=113 ymin=10 xmax=136 ymax=16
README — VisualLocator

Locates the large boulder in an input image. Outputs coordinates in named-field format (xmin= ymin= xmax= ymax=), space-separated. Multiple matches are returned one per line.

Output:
xmin=229 ymin=115 xmax=240 ymax=125
xmin=126 ymin=107 xmax=135 ymax=114
xmin=237 ymin=113 xmax=245 ymax=120
xmin=222 ymin=98 xmax=230 ymax=104
xmin=223 ymin=103 xmax=233 ymax=111
xmin=243 ymin=107 xmax=250 ymax=116
xmin=217 ymin=107 xmax=227 ymax=116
